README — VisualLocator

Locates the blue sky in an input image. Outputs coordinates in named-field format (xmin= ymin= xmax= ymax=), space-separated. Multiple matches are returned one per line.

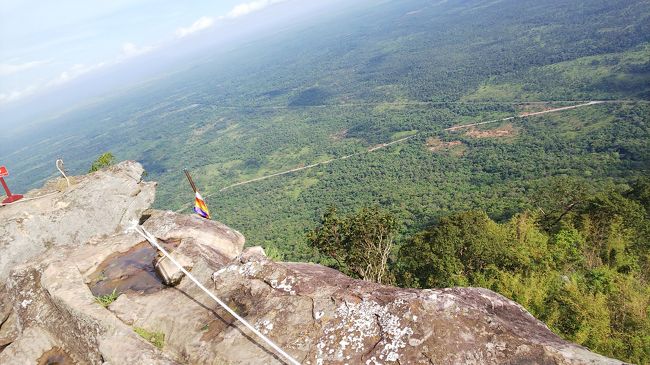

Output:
xmin=0 ymin=0 xmax=292 ymax=104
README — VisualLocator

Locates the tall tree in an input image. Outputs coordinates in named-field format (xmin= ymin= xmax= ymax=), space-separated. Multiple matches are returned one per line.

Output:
xmin=308 ymin=206 xmax=398 ymax=284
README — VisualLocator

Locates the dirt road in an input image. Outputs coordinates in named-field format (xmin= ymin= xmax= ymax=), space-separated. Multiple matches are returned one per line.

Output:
xmin=206 ymin=100 xmax=640 ymax=195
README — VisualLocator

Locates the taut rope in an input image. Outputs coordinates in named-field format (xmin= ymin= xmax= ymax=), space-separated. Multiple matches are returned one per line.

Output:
xmin=133 ymin=225 xmax=301 ymax=365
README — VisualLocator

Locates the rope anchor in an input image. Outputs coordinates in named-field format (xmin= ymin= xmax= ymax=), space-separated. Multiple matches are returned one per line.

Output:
xmin=56 ymin=158 xmax=71 ymax=188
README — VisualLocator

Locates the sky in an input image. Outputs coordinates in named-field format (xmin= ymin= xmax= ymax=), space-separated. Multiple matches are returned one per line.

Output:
xmin=0 ymin=0 xmax=293 ymax=105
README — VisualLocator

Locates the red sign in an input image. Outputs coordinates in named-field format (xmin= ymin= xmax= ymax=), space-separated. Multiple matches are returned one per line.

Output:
xmin=0 ymin=166 xmax=7 ymax=177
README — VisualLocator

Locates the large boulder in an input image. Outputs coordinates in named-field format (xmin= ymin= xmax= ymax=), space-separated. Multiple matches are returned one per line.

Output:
xmin=0 ymin=160 xmax=155 ymax=281
xmin=0 ymin=210 xmax=246 ymax=363
xmin=143 ymin=209 xmax=246 ymax=286
xmin=110 ymin=254 xmax=623 ymax=365
xmin=143 ymin=209 xmax=245 ymax=260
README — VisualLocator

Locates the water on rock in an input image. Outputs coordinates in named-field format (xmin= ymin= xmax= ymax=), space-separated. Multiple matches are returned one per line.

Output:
xmin=88 ymin=239 xmax=180 ymax=296
xmin=36 ymin=347 xmax=74 ymax=365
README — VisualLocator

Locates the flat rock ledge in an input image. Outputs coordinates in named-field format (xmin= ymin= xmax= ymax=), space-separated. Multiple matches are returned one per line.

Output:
xmin=0 ymin=160 xmax=155 ymax=281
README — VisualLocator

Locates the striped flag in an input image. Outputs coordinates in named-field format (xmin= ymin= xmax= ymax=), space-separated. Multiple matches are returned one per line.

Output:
xmin=193 ymin=191 xmax=211 ymax=219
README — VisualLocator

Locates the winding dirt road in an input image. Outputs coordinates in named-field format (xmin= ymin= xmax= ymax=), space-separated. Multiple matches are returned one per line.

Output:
xmin=444 ymin=101 xmax=603 ymax=131
xmin=217 ymin=101 xmax=617 ymax=192
xmin=165 ymin=99 xmax=650 ymax=206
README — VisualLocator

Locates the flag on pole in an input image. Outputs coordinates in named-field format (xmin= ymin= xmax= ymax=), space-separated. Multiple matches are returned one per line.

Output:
xmin=185 ymin=169 xmax=211 ymax=220
xmin=193 ymin=191 xmax=211 ymax=219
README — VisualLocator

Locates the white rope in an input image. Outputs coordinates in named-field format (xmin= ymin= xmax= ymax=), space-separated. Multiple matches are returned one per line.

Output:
xmin=56 ymin=159 xmax=71 ymax=188
xmin=133 ymin=225 xmax=301 ymax=365
xmin=0 ymin=191 xmax=58 ymax=207
xmin=0 ymin=159 xmax=71 ymax=207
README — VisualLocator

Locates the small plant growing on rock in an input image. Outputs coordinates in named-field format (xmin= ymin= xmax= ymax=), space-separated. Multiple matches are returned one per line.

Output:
xmin=95 ymin=288 xmax=119 ymax=307
xmin=134 ymin=327 xmax=165 ymax=349
xmin=88 ymin=152 xmax=115 ymax=173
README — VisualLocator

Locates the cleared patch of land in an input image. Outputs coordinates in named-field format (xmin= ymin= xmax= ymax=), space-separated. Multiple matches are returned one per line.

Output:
xmin=425 ymin=137 xmax=463 ymax=152
xmin=465 ymin=124 xmax=517 ymax=139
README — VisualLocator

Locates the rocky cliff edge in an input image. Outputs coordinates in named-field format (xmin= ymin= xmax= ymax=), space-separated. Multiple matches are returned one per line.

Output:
xmin=0 ymin=161 xmax=624 ymax=364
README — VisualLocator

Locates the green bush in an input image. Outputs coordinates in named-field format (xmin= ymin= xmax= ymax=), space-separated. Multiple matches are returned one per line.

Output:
xmin=88 ymin=152 xmax=115 ymax=173
xmin=395 ymin=186 xmax=650 ymax=363
xmin=308 ymin=206 xmax=399 ymax=284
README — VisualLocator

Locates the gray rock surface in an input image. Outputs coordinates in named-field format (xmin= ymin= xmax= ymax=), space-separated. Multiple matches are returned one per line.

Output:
xmin=0 ymin=232 xmax=178 ymax=365
xmin=128 ymin=256 xmax=623 ymax=365
xmin=143 ymin=209 xmax=245 ymax=260
xmin=155 ymin=251 xmax=194 ymax=286
xmin=0 ymin=311 xmax=17 ymax=350
xmin=241 ymin=246 xmax=267 ymax=259
xmin=0 ymin=160 xmax=155 ymax=281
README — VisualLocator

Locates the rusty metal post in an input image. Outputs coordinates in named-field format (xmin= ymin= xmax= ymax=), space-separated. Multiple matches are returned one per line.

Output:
xmin=1 ymin=176 xmax=23 ymax=204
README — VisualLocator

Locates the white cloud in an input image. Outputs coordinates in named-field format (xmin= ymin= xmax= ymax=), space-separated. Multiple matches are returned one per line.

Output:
xmin=122 ymin=42 xmax=140 ymax=57
xmin=226 ymin=0 xmax=287 ymax=19
xmin=0 ymin=40 xmax=159 ymax=105
xmin=0 ymin=62 xmax=106 ymax=104
xmin=121 ymin=42 xmax=155 ymax=58
xmin=0 ymin=86 xmax=37 ymax=104
xmin=0 ymin=60 xmax=48 ymax=76
xmin=175 ymin=16 xmax=215 ymax=38
xmin=0 ymin=0 xmax=291 ymax=105
xmin=47 ymin=62 xmax=106 ymax=87
xmin=172 ymin=0 xmax=288 ymax=40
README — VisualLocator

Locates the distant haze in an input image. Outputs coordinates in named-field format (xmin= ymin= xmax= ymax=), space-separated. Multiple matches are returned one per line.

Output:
xmin=0 ymin=0 xmax=353 ymax=128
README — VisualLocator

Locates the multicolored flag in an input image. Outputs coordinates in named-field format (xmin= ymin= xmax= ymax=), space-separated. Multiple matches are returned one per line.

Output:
xmin=193 ymin=191 xmax=211 ymax=219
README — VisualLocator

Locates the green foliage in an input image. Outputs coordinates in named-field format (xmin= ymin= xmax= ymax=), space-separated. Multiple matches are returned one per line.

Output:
xmin=465 ymin=44 xmax=650 ymax=101
xmin=95 ymin=289 xmax=119 ymax=308
xmin=399 ymin=211 xmax=503 ymax=287
xmin=308 ymin=206 xmax=398 ymax=284
xmin=88 ymin=152 xmax=115 ymax=173
xmin=133 ymin=327 xmax=165 ymax=349
xmin=551 ymin=228 xmax=585 ymax=269
xmin=397 ymin=186 xmax=650 ymax=364
xmin=531 ymin=176 xmax=595 ymax=231
xmin=264 ymin=245 xmax=284 ymax=261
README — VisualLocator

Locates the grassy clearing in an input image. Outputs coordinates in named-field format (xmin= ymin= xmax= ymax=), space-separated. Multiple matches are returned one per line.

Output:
xmin=391 ymin=130 xmax=418 ymax=139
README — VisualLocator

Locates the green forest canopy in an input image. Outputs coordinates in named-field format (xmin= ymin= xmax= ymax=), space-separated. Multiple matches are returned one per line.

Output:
xmin=309 ymin=179 xmax=650 ymax=363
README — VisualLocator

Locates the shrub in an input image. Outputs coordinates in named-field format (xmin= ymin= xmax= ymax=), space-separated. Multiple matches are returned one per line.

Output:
xmin=89 ymin=152 xmax=115 ymax=173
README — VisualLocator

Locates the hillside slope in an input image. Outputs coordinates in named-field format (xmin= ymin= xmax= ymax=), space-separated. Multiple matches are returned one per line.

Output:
xmin=1 ymin=0 xmax=649 ymax=260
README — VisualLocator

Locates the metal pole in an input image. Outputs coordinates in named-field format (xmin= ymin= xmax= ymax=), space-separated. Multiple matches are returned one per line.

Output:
xmin=0 ymin=177 xmax=23 ymax=204
xmin=56 ymin=159 xmax=70 ymax=188
xmin=0 ymin=177 xmax=11 ymax=197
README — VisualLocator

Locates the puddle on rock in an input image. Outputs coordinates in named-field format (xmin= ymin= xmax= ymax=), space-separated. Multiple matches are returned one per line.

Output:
xmin=37 ymin=347 xmax=74 ymax=365
xmin=88 ymin=239 xmax=180 ymax=296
